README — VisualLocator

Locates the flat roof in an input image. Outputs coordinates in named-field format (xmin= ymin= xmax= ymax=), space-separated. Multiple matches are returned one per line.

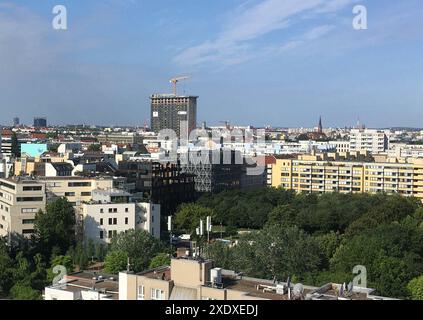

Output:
xmin=137 ymin=266 xmax=172 ymax=281
xmin=222 ymin=275 xmax=313 ymax=300
xmin=93 ymin=188 xmax=131 ymax=197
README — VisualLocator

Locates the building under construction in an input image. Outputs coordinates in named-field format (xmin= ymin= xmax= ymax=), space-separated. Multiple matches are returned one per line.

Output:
xmin=150 ymin=76 xmax=197 ymax=139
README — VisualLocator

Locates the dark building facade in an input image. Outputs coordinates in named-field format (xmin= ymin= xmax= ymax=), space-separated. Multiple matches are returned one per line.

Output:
xmin=150 ymin=94 xmax=197 ymax=138
xmin=180 ymin=150 xmax=266 ymax=194
xmin=117 ymin=160 xmax=196 ymax=217
xmin=34 ymin=117 xmax=47 ymax=128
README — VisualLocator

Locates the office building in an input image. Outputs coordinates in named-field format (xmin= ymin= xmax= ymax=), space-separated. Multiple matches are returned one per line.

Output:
xmin=117 ymin=160 xmax=196 ymax=216
xmin=180 ymin=150 xmax=266 ymax=193
xmin=0 ymin=178 xmax=46 ymax=237
xmin=150 ymin=94 xmax=197 ymax=138
xmin=97 ymin=133 xmax=143 ymax=145
xmin=13 ymin=117 xmax=20 ymax=127
xmin=33 ymin=117 xmax=47 ymax=128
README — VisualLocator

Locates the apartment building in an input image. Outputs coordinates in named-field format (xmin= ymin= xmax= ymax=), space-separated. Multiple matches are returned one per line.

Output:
xmin=349 ymin=129 xmax=389 ymax=154
xmin=0 ymin=178 xmax=46 ymax=237
xmin=270 ymin=152 xmax=423 ymax=202
xmin=330 ymin=140 xmax=351 ymax=153
xmin=38 ymin=176 xmax=114 ymax=206
xmin=119 ymin=256 xmax=396 ymax=301
xmin=81 ymin=188 xmax=160 ymax=244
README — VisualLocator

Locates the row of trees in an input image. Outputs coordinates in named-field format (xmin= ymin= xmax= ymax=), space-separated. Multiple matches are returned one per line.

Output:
xmin=174 ymin=188 xmax=423 ymax=299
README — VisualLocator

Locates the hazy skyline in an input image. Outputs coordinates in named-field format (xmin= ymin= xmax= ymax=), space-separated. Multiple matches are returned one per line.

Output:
xmin=0 ymin=0 xmax=422 ymax=128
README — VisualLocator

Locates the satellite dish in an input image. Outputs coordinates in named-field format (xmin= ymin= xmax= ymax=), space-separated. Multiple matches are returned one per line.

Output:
xmin=293 ymin=283 xmax=304 ymax=296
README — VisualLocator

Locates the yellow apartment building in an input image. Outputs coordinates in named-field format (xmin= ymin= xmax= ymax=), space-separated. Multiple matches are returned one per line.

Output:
xmin=270 ymin=152 xmax=423 ymax=202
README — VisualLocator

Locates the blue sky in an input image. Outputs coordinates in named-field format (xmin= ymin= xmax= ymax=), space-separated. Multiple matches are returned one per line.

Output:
xmin=0 ymin=0 xmax=422 ymax=128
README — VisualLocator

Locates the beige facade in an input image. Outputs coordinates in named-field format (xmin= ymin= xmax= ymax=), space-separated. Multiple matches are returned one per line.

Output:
xmin=119 ymin=258 xmax=279 ymax=301
xmin=270 ymin=153 xmax=423 ymax=202
xmin=0 ymin=178 xmax=46 ymax=237
xmin=38 ymin=176 xmax=114 ymax=206
xmin=119 ymin=256 xmax=398 ymax=301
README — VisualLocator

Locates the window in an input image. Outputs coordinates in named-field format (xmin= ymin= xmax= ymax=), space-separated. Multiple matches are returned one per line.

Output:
xmin=151 ymin=288 xmax=164 ymax=300
xmin=100 ymin=231 xmax=104 ymax=239
xmin=138 ymin=286 xmax=145 ymax=300
xmin=0 ymin=181 xmax=15 ymax=190
xmin=22 ymin=219 xmax=35 ymax=225
xmin=100 ymin=208 xmax=104 ymax=213
xmin=113 ymin=218 xmax=117 ymax=225
xmin=108 ymin=208 xmax=113 ymax=213
xmin=125 ymin=208 xmax=129 ymax=213
xmin=22 ymin=229 xmax=35 ymax=234
xmin=125 ymin=217 xmax=128 ymax=225
xmin=65 ymin=192 xmax=75 ymax=197
xmin=81 ymin=192 xmax=91 ymax=196
xmin=108 ymin=230 xmax=113 ymax=238
xmin=21 ymin=208 xmax=39 ymax=214
xmin=17 ymin=197 xmax=43 ymax=202
xmin=100 ymin=218 xmax=103 ymax=226
xmin=23 ymin=186 xmax=42 ymax=191
xmin=68 ymin=182 xmax=91 ymax=187
xmin=108 ymin=218 xmax=113 ymax=225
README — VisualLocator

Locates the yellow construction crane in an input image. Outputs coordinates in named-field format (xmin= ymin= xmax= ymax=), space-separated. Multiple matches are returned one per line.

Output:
xmin=170 ymin=76 xmax=190 ymax=96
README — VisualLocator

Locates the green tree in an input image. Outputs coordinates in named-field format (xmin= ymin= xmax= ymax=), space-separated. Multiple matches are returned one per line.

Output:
xmin=104 ymin=250 xmax=128 ymax=274
xmin=149 ymin=253 xmax=171 ymax=269
xmin=174 ymin=203 xmax=216 ymax=234
xmin=0 ymin=241 xmax=14 ymax=297
xmin=34 ymin=198 xmax=76 ymax=258
xmin=267 ymin=204 xmax=297 ymax=227
xmin=95 ymin=243 xmax=107 ymax=261
xmin=10 ymin=283 xmax=41 ymax=300
xmin=204 ymin=241 xmax=233 ymax=270
xmin=408 ymin=275 xmax=423 ymax=300
xmin=88 ymin=144 xmax=101 ymax=152
xmin=231 ymin=224 xmax=322 ymax=281
xmin=11 ymin=132 xmax=20 ymax=158
xmin=47 ymin=255 xmax=74 ymax=283
xmin=109 ymin=230 xmax=165 ymax=272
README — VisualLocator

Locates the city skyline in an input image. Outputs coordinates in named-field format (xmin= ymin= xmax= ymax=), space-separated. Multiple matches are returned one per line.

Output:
xmin=0 ymin=1 xmax=422 ymax=127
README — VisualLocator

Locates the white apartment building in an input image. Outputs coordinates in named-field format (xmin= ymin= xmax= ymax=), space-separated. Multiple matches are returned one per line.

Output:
xmin=329 ymin=141 xmax=351 ymax=153
xmin=349 ymin=129 xmax=389 ymax=154
xmin=81 ymin=189 xmax=160 ymax=244
xmin=0 ymin=178 xmax=46 ymax=237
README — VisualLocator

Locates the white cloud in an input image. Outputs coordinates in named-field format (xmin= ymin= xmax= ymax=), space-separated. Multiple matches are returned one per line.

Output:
xmin=174 ymin=0 xmax=355 ymax=67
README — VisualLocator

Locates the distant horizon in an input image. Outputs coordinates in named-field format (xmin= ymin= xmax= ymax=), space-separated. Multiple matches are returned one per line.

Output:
xmin=1 ymin=120 xmax=422 ymax=131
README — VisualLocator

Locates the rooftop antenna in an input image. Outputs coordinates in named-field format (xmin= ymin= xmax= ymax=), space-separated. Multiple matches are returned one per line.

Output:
xmin=168 ymin=216 xmax=172 ymax=245
xmin=206 ymin=216 xmax=212 ymax=243
xmin=126 ymin=257 xmax=131 ymax=272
